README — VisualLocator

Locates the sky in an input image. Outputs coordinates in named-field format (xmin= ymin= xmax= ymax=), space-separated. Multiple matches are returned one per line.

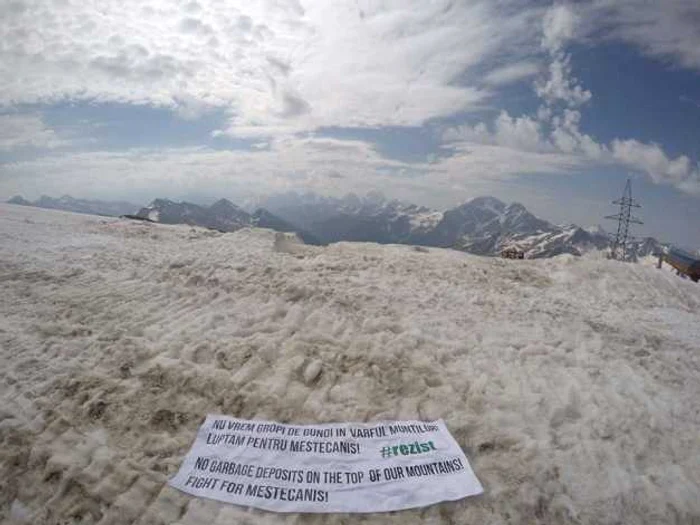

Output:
xmin=1 ymin=0 xmax=699 ymax=248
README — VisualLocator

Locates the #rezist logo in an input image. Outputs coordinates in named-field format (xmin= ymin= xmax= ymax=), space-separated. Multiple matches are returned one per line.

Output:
xmin=380 ymin=441 xmax=437 ymax=459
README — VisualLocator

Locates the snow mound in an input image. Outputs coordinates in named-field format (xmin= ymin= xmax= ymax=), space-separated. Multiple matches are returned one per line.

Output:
xmin=273 ymin=231 xmax=306 ymax=255
xmin=1 ymin=203 xmax=700 ymax=524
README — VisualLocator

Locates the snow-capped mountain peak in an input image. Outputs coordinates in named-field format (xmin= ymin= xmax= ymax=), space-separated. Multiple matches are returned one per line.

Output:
xmin=467 ymin=196 xmax=507 ymax=214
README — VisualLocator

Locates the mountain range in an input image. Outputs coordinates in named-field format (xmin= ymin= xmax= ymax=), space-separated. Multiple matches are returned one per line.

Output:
xmin=8 ymin=192 xmax=666 ymax=259
xmin=135 ymin=198 xmax=322 ymax=245
xmin=260 ymin=192 xmax=662 ymax=259
xmin=8 ymin=194 xmax=139 ymax=217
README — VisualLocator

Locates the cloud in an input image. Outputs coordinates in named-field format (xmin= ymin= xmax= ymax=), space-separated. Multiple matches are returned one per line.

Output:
xmin=680 ymin=96 xmax=700 ymax=110
xmin=1 ymin=0 xmax=698 ymax=205
xmin=439 ymin=3 xmax=700 ymax=199
xmin=0 ymin=0 xmax=545 ymax=137
xmin=549 ymin=109 xmax=606 ymax=159
xmin=589 ymin=0 xmax=700 ymax=71
xmin=534 ymin=56 xmax=592 ymax=108
xmin=3 ymin=117 xmax=694 ymax=210
xmin=611 ymin=139 xmax=700 ymax=193
xmin=535 ymin=4 xmax=700 ymax=191
xmin=0 ymin=113 xmax=67 ymax=151
xmin=541 ymin=4 xmax=577 ymax=54
xmin=535 ymin=5 xmax=591 ymax=108
xmin=435 ymin=142 xmax=584 ymax=187
xmin=0 ymin=138 xmax=412 ymax=202
xmin=444 ymin=112 xmax=550 ymax=153
xmin=482 ymin=62 xmax=541 ymax=86
xmin=443 ymin=107 xmax=607 ymax=163
xmin=0 ymin=130 xmax=590 ymax=209
xmin=445 ymin=6 xmax=601 ymax=162
xmin=443 ymin=109 xmax=698 ymax=196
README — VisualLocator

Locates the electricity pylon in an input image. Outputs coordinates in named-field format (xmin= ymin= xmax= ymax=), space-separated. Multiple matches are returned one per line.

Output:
xmin=605 ymin=178 xmax=643 ymax=262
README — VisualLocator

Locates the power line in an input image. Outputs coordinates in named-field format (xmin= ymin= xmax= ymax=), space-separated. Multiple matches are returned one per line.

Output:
xmin=605 ymin=178 xmax=643 ymax=262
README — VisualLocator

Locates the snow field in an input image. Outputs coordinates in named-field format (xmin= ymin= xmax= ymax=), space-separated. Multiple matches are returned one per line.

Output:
xmin=1 ymin=203 xmax=700 ymax=524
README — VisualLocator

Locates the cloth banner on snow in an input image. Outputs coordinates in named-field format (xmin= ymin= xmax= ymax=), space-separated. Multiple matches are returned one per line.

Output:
xmin=169 ymin=415 xmax=483 ymax=513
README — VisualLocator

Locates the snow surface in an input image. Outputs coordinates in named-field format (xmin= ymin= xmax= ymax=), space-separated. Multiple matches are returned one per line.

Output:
xmin=1 ymin=203 xmax=700 ymax=525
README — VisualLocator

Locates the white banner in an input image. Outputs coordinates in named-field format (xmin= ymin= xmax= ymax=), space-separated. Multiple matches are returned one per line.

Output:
xmin=169 ymin=415 xmax=483 ymax=513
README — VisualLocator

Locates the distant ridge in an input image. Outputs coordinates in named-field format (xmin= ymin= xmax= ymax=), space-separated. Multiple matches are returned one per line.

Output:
xmin=7 ymin=194 xmax=139 ymax=217
xmin=260 ymin=191 xmax=666 ymax=259
xmin=135 ymin=198 xmax=322 ymax=245
xmin=8 ymin=192 xmax=668 ymax=258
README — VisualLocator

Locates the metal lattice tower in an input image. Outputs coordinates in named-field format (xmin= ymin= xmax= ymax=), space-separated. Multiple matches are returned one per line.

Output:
xmin=605 ymin=178 xmax=643 ymax=261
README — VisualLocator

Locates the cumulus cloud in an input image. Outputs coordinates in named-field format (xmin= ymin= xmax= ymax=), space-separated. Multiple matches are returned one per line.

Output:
xmin=442 ymin=112 xmax=696 ymax=198
xmin=611 ymin=139 xmax=700 ymax=193
xmin=542 ymin=4 xmax=577 ymax=54
xmin=535 ymin=4 xmax=700 ymax=191
xmin=444 ymin=106 xmax=698 ymax=195
xmin=444 ymin=112 xmax=550 ymax=153
xmin=443 ymin=107 xmax=607 ymax=161
xmin=0 ymin=114 xmax=67 ymax=151
xmin=442 ymin=3 xmax=694 ymax=196
xmin=535 ymin=56 xmax=592 ymax=108
xmin=446 ymin=7 xmax=598 ymax=158
xmin=535 ymin=4 xmax=591 ymax=108
xmin=549 ymin=109 xmax=606 ymax=159
xmin=439 ymin=3 xmax=700 ymax=199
